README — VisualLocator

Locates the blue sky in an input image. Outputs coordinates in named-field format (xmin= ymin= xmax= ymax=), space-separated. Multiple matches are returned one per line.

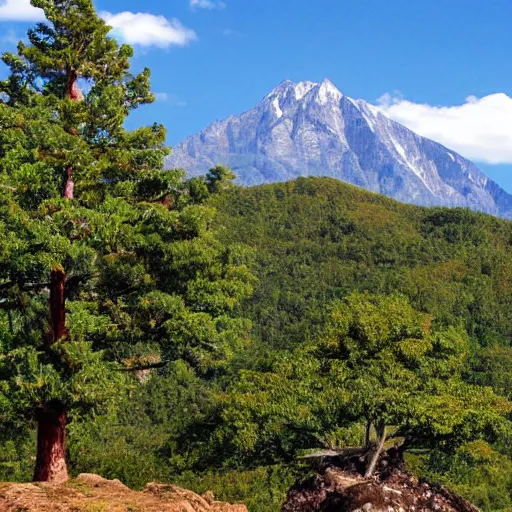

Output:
xmin=1 ymin=0 xmax=511 ymax=191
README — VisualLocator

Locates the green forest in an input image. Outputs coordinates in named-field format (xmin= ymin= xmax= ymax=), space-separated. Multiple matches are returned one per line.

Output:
xmin=1 ymin=2 xmax=512 ymax=512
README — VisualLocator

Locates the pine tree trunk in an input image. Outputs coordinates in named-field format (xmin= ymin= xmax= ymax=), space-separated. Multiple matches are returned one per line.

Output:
xmin=63 ymin=68 xmax=82 ymax=199
xmin=33 ymin=401 xmax=69 ymax=483
xmin=33 ymin=268 xmax=69 ymax=482
xmin=48 ymin=267 xmax=67 ymax=344
xmin=64 ymin=167 xmax=74 ymax=199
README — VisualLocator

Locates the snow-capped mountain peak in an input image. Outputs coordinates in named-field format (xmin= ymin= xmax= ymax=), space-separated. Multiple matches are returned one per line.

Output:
xmin=166 ymin=79 xmax=512 ymax=219
xmin=293 ymin=80 xmax=317 ymax=100
xmin=316 ymin=78 xmax=343 ymax=104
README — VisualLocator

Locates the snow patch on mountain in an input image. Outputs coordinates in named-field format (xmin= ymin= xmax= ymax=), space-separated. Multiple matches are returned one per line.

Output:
xmin=272 ymin=97 xmax=283 ymax=118
xmin=316 ymin=78 xmax=343 ymax=105
xmin=294 ymin=81 xmax=316 ymax=100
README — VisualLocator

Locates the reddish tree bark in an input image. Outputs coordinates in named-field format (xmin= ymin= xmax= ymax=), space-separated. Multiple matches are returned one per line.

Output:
xmin=64 ymin=167 xmax=74 ymax=199
xmin=66 ymin=69 xmax=84 ymax=101
xmin=33 ymin=401 xmax=69 ymax=483
xmin=35 ymin=268 xmax=69 ymax=483
xmin=48 ymin=266 xmax=67 ymax=344
xmin=63 ymin=68 xmax=83 ymax=199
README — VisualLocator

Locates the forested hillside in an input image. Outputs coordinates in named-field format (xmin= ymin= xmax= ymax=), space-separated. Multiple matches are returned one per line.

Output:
xmin=208 ymin=178 xmax=512 ymax=510
xmin=212 ymin=177 xmax=512 ymax=352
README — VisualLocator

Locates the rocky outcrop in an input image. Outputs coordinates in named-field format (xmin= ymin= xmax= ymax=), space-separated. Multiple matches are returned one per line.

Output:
xmin=0 ymin=473 xmax=247 ymax=512
xmin=282 ymin=450 xmax=480 ymax=512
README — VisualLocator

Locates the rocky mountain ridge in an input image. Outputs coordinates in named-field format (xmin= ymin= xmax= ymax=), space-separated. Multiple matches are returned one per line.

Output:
xmin=166 ymin=79 xmax=512 ymax=218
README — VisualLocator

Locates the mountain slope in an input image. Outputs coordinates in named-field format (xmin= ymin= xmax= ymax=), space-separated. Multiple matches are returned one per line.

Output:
xmin=210 ymin=177 xmax=512 ymax=350
xmin=166 ymin=79 xmax=512 ymax=218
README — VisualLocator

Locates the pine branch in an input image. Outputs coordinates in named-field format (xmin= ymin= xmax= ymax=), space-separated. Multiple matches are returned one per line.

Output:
xmin=0 ymin=281 xmax=50 ymax=292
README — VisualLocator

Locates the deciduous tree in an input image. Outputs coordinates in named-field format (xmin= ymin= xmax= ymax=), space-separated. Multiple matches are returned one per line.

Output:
xmin=213 ymin=294 xmax=511 ymax=476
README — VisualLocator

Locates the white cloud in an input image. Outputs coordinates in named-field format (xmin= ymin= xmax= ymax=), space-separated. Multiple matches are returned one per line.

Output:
xmin=0 ymin=3 xmax=196 ymax=50
xmin=154 ymin=92 xmax=187 ymax=107
xmin=191 ymin=0 xmax=226 ymax=10
xmin=101 ymin=11 xmax=197 ymax=48
xmin=376 ymin=93 xmax=512 ymax=165
xmin=223 ymin=28 xmax=244 ymax=37
xmin=154 ymin=92 xmax=169 ymax=102
xmin=0 ymin=0 xmax=44 ymax=21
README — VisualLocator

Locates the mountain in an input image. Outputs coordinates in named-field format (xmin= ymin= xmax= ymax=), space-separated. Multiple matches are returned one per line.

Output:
xmin=166 ymin=79 xmax=512 ymax=218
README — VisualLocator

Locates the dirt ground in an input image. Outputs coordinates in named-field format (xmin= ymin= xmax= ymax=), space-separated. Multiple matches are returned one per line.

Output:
xmin=282 ymin=467 xmax=481 ymax=512
xmin=0 ymin=473 xmax=248 ymax=512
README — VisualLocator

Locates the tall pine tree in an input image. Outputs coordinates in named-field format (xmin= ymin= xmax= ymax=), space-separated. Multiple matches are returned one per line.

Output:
xmin=0 ymin=0 xmax=253 ymax=483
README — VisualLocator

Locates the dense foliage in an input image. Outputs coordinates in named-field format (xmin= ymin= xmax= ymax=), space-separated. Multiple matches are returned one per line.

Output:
xmin=208 ymin=178 xmax=512 ymax=510
xmin=0 ymin=0 xmax=252 ymax=483
xmin=211 ymin=177 xmax=512 ymax=352
xmin=211 ymin=294 xmax=510 ymax=476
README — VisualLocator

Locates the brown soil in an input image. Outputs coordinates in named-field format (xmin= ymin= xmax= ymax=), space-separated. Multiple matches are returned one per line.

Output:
xmin=0 ymin=473 xmax=248 ymax=512
xmin=282 ymin=449 xmax=481 ymax=512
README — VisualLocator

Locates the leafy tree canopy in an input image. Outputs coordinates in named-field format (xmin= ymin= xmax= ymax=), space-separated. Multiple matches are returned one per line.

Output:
xmin=208 ymin=294 xmax=512 ymax=476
